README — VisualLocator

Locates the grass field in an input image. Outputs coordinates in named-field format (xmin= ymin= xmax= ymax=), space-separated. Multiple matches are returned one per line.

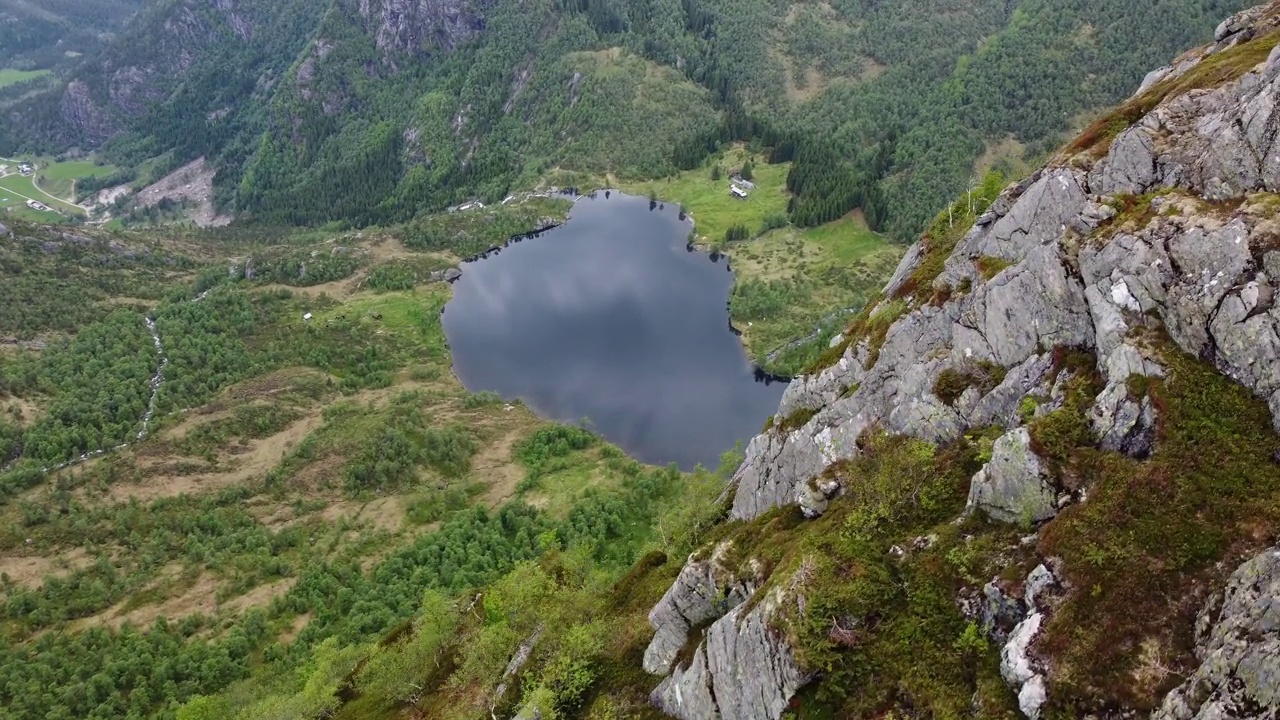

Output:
xmin=37 ymin=159 xmax=118 ymax=198
xmin=622 ymin=146 xmax=791 ymax=246
xmin=0 ymin=68 xmax=50 ymax=89
xmin=730 ymin=214 xmax=903 ymax=373
xmin=0 ymin=173 xmax=84 ymax=216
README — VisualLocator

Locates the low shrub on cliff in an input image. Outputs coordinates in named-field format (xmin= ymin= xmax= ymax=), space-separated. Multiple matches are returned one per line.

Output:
xmin=1038 ymin=345 xmax=1280 ymax=711
xmin=781 ymin=432 xmax=1022 ymax=718
xmin=933 ymin=359 xmax=1007 ymax=406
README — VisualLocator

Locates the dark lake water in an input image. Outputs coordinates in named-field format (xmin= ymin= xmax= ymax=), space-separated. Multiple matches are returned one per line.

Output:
xmin=442 ymin=192 xmax=787 ymax=470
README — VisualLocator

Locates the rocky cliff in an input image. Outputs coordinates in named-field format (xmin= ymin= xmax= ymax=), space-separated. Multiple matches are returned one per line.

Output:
xmin=640 ymin=4 xmax=1280 ymax=718
xmin=357 ymin=0 xmax=493 ymax=57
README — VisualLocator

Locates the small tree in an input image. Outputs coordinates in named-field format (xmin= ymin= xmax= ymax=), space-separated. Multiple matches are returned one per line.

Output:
xmin=710 ymin=165 xmax=722 ymax=181
xmin=740 ymin=160 xmax=754 ymax=181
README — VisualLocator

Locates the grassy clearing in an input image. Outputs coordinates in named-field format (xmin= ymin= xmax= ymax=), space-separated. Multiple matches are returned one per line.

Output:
xmin=729 ymin=214 xmax=902 ymax=374
xmin=620 ymin=146 xmax=903 ymax=374
xmin=0 ymin=69 xmax=50 ymax=89
xmin=0 ymin=173 xmax=83 ymax=215
xmin=621 ymin=146 xmax=791 ymax=246
xmin=37 ymin=159 xmax=118 ymax=198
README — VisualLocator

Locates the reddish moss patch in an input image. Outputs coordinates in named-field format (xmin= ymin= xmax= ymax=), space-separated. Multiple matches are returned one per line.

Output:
xmin=1065 ymin=30 xmax=1280 ymax=159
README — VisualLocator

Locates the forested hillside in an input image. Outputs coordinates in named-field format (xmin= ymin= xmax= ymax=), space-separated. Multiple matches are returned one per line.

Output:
xmin=0 ymin=0 xmax=1248 ymax=238
xmin=0 ymin=0 xmax=141 ymax=68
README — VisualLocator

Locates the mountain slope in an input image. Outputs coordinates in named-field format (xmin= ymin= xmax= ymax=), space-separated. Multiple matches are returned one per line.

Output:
xmin=641 ymin=5 xmax=1280 ymax=718
xmin=0 ymin=0 xmax=1253 ymax=238
xmin=5 ymin=4 xmax=1280 ymax=720
xmin=0 ymin=0 xmax=142 ymax=67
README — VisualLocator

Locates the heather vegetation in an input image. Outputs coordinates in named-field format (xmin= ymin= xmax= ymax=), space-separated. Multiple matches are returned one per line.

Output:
xmin=0 ymin=215 xmax=746 ymax=720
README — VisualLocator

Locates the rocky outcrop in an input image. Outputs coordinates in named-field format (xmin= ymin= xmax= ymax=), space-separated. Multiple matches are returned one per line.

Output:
xmin=357 ymin=0 xmax=492 ymax=57
xmin=643 ymin=542 xmax=757 ymax=676
xmin=1153 ymin=547 xmax=1280 ymax=720
xmin=651 ymin=587 xmax=810 ymax=720
xmin=726 ymin=20 xmax=1280 ymax=526
xmin=59 ymin=81 xmax=116 ymax=146
xmin=644 ymin=5 xmax=1280 ymax=719
xmin=975 ymin=563 xmax=1059 ymax=720
xmin=966 ymin=428 xmax=1057 ymax=525
xmin=730 ymin=167 xmax=1097 ymax=523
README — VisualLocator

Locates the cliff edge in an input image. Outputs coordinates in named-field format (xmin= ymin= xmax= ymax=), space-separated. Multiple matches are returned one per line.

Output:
xmin=641 ymin=4 xmax=1280 ymax=718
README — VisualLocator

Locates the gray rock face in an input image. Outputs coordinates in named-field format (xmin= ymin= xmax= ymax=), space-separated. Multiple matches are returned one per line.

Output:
xmin=1089 ymin=127 xmax=1158 ymax=195
xmin=1153 ymin=547 xmax=1280 ymax=720
xmin=644 ymin=543 xmax=756 ymax=677
xmin=730 ymin=171 xmax=1095 ymax=523
xmin=60 ymin=81 xmax=116 ymax=146
xmin=966 ymin=428 xmax=1057 ymax=525
xmin=1138 ymin=50 xmax=1280 ymax=200
xmin=651 ymin=588 xmax=810 ymax=720
xmin=1215 ymin=4 xmax=1272 ymax=41
xmin=646 ymin=7 xmax=1280 ymax=719
xmin=357 ymin=0 xmax=492 ymax=56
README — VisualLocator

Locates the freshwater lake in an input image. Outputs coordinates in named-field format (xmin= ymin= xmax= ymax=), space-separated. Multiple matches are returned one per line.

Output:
xmin=442 ymin=192 xmax=787 ymax=470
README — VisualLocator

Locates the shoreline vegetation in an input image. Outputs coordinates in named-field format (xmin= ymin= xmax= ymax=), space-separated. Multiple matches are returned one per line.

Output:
xmin=540 ymin=145 xmax=904 ymax=375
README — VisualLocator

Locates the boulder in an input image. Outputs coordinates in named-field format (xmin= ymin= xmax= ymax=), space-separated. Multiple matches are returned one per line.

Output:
xmin=651 ymin=588 xmax=810 ymax=720
xmin=966 ymin=428 xmax=1058 ymax=525
xmin=643 ymin=542 xmax=756 ymax=676
xmin=1153 ymin=547 xmax=1280 ymax=720
xmin=1089 ymin=127 xmax=1158 ymax=195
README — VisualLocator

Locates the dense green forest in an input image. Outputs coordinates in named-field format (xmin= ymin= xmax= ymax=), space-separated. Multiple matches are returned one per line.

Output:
xmin=0 ymin=214 xmax=730 ymax=720
xmin=0 ymin=0 xmax=1246 ymax=239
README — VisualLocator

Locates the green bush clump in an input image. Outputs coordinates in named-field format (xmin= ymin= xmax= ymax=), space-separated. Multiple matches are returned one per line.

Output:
xmin=776 ymin=407 xmax=818 ymax=433
xmin=724 ymin=223 xmax=751 ymax=244
xmin=729 ymin=278 xmax=808 ymax=322
xmin=1028 ymin=349 xmax=1101 ymax=472
xmin=976 ymin=255 xmax=1014 ymax=280
xmin=248 ymin=248 xmax=363 ymax=287
xmin=462 ymin=391 xmax=503 ymax=408
xmin=364 ymin=257 xmax=455 ymax=293
xmin=516 ymin=424 xmax=598 ymax=478
xmin=759 ymin=212 xmax=789 ymax=234
xmin=344 ymin=397 xmax=479 ymax=491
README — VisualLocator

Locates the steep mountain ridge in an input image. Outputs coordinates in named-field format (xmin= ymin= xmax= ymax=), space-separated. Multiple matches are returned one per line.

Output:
xmin=639 ymin=4 xmax=1280 ymax=718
